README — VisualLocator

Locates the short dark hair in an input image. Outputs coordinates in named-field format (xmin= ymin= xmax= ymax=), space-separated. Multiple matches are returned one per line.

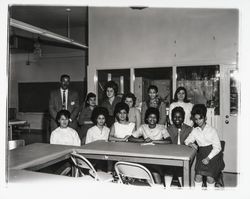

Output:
xmin=60 ymin=74 xmax=70 ymax=81
xmin=191 ymin=104 xmax=207 ymax=118
xmin=104 ymin=81 xmax=119 ymax=96
xmin=91 ymin=106 xmax=109 ymax=125
xmin=144 ymin=107 xmax=159 ymax=124
xmin=56 ymin=110 xmax=71 ymax=125
xmin=114 ymin=102 xmax=129 ymax=121
xmin=171 ymin=106 xmax=185 ymax=120
xmin=147 ymin=85 xmax=158 ymax=93
xmin=85 ymin=92 xmax=96 ymax=107
xmin=173 ymin=87 xmax=189 ymax=103
xmin=122 ymin=92 xmax=136 ymax=107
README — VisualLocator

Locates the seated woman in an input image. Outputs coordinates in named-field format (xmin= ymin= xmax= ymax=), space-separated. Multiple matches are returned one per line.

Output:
xmin=50 ymin=110 xmax=81 ymax=146
xmin=128 ymin=107 xmax=171 ymax=184
xmin=85 ymin=106 xmax=110 ymax=144
xmin=85 ymin=106 xmax=110 ymax=172
xmin=185 ymin=104 xmax=225 ymax=188
xmin=109 ymin=102 xmax=135 ymax=142
xmin=128 ymin=107 xmax=171 ymax=144
xmin=50 ymin=110 xmax=81 ymax=175
xmin=165 ymin=106 xmax=193 ymax=187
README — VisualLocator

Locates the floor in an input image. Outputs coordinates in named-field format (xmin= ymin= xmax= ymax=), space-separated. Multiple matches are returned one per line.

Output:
xmin=10 ymin=129 xmax=238 ymax=188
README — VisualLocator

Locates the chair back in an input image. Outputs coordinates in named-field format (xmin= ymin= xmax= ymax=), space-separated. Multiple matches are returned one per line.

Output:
xmin=115 ymin=161 xmax=155 ymax=186
xmin=221 ymin=140 xmax=225 ymax=152
xmin=70 ymin=153 xmax=98 ymax=180
xmin=8 ymin=139 xmax=25 ymax=150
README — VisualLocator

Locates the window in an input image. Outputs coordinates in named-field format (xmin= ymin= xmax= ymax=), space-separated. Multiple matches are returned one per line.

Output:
xmin=177 ymin=65 xmax=220 ymax=115
xmin=134 ymin=67 xmax=172 ymax=107
xmin=97 ymin=69 xmax=130 ymax=105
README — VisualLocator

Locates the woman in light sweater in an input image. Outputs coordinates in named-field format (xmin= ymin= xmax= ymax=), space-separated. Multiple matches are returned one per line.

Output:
xmin=169 ymin=87 xmax=193 ymax=126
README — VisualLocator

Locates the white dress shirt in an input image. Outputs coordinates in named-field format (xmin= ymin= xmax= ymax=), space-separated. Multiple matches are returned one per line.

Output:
xmin=60 ymin=88 xmax=68 ymax=110
xmin=184 ymin=123 xmax=221 ymax=159
xmin=85 ymin=125 xmax=110 ymax=144
xmin=177 ymin=128 xmax=181 ymax=145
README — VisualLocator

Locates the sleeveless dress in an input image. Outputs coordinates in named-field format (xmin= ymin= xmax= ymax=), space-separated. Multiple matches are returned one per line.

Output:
xmin=113 ymin=122 xmax=135 ymax=138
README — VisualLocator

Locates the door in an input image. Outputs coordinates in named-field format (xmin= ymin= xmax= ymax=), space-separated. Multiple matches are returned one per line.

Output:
xmin=222 ymin=65 xmax=238 ymax=173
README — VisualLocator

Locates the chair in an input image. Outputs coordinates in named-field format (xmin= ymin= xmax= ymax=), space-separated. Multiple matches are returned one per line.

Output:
xmin=114 ymin=161 xmax=156 ymax=187
xmin=70 ymin=152 xmax=113 ymax=182
xmin=8 ymin=139 xmax=25 ymax=150
xmin=215 ymin=140 xmax=225 ymax=187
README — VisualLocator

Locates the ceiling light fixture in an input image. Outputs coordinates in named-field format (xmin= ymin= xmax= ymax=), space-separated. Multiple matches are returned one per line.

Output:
xmin=130 ymin=6 xmax=148 ymax=10
xmin=10 ymin=18 xmax=88 ymax=49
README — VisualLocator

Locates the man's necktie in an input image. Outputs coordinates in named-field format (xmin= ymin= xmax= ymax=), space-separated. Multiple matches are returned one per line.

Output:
xmin=62 ymin=90 xmax=66 ymax=109
xmin=177 ymin=128 xmax=181 ymax=145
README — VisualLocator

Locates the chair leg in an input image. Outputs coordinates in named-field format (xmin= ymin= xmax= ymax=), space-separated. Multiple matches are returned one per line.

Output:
xmin=215 ymin=172 xmax=224 ymax=187
xmin=202 ymin=176 xmax=207 ymax=187
xmin=164 ymin=174 xmax=173 ymax=188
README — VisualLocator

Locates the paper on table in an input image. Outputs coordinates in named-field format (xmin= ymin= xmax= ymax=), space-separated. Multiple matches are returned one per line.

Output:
xmin=141 ymin=142 xmax=155 ymax=146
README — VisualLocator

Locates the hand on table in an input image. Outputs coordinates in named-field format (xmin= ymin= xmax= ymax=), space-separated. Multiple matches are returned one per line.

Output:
xmin=188 ymin=143 xmax=198 ymax=150
xmin=144 ymin=137 xmax=153 ymax=143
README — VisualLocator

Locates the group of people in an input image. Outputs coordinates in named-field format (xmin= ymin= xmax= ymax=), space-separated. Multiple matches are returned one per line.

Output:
xmin=48 ymin=74 xmax=224 ymax=188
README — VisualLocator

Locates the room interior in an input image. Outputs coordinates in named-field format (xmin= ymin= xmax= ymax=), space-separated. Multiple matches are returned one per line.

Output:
xmin=7 ymin=5 xmax=238 ymax=187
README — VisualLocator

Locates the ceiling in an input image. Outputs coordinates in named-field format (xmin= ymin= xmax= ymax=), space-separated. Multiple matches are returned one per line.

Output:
xmin=9 ymin=6 xmax=88 ymax=52
xmin=10 ymin=6 xmax=88 ymax=30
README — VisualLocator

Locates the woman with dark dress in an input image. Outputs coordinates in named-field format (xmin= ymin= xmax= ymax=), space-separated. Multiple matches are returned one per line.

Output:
xmin=101 ymin=81 xmax=121 ymax=128
xmin=185 ymin=104 xmax=225 ymax=188
xmin=78 ymin=92 xmax=96 ymax=144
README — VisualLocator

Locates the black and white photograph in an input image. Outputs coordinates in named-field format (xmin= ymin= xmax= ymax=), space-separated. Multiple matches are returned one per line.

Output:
xmin=1 ymin=0 xmax=250 ymax=198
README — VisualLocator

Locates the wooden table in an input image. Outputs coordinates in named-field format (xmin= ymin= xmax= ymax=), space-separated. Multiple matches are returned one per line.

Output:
xmin=8 ymin=120 xmax=29 ymax=140
xmin=8 ymin=142 xmax=196 ymax=187
xmin=76 ymin=141 xmax=196 ymax=187
xmin=8 ymin=143 xmax=75 ymax=171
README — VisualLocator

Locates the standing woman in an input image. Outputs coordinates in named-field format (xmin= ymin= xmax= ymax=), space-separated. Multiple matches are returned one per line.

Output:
xmin=141 ymin=85 xmax=166 ymax=125
xmin=122 ymin=92 xmax=141 ymax=130
xmin=169 ymin=87 xmax=193 ymax=126
xmin=78 ymin=92 xmax=96 ymax=144
xmin=101 ymin=81 xmax=121 ymax=128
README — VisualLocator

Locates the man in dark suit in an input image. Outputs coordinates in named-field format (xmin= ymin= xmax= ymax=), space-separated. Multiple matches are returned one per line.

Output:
xmin=49 ymin=74 xmax=80 ymax=135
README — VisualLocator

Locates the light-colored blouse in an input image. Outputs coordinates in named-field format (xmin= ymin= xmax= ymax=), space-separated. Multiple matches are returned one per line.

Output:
xmin=132 ymin=124 xmax=170 ymax=140
xmin=184 ymin=123 xmax=221 ymax=159
xmin=85 ymin=125 xmax=110 ymax=144
xmin=113 ymin=122 xmax=135 ymax=138
xmin=50 ymin=127 xmax=81 ymax=146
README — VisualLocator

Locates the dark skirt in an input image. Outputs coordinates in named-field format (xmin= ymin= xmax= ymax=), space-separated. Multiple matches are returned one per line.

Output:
xmin=195 ymin=145 xmax=225 ymax=178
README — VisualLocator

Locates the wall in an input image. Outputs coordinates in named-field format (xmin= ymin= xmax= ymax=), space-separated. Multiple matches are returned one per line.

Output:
xmin=88 ymin=7 xmax=238 ymax=66
xmin=88 ymin=7 xmax=239 ymax=172
xmin=9 ymin=27 xmax=87 ymax=129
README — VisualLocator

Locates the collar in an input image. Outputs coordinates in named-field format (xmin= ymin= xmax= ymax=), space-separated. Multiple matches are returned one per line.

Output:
xmin=196 ymin=123 xmax=208 ymax=131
